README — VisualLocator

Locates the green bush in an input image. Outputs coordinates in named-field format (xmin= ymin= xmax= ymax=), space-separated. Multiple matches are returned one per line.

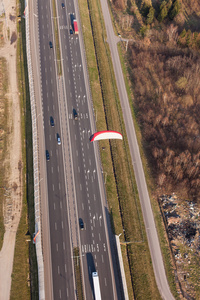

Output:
xmin=146 ymin=7 xmax=155 ymax=25
xmin=169 ymin=0 xmax=180 ymax=20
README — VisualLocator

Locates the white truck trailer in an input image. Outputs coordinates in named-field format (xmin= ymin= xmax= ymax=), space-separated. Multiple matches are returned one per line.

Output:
xmin=92 ymin=272 xmax=101 ymax=300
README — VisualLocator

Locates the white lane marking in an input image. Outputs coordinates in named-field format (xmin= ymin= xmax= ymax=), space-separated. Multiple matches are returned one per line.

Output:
xmin=89 ymin=158 xmax=91 ymax=165
xmin=94 ymin=194 xmax=96 ymax=201
xmin=60 ymin=201 xmax=62 ymax=209
xmin=93 ymin=240 xmax=95 ymax=245
xmin=99 ymin=233 xmax=101 ymax=241
xmin=58 ymin=265 xmax=60 ymax=275
xmin=82 ymin=203 xmax=84 ymax=210
xmin=76 ymin=150 xmax=78 ymax=156
xmin=51 ymin=166 xmax=53 ymax=174
xmin=80 ymin=184 xmax=82 ymax=191
xmin=66 ymin=287 xmax=69 ymax=297
xmin=59 ymin=182 xmax=61 ymax=190
xmin=101 ymin=255 xmax=104 ymax=263
xmin=65 ymin=264 xmax=67 ymax=273
xmin=63 ymin=242 xmax=65 ymax=250
xmin=92 ymin=233 xmax=94 ymax=237
xmin=52 ymin=184 xmax=54 ymax=191
xmin=89 ymin=206 xmax=91 ymax=211
xmin=95 ymin=262 xmax=98 ymax=267
xmin=56 ymin=243 xmax=58 ymax=252
xmin=78 ymin=166 xmax=80 ymax=173
xmin=89 ymin=213 xmax=91 ymax=217
xmin=103 ymin=243 xmax=106 ymax=251
xmin=53 ymin=104 xmax=55 ymax=110
xmin=55 ymin=222 xmax=57 ymax=230
xmin=88 ymin=199 xmax=90 ymax=204
xmin=54 ymin=203 xmax=56 ymax=210
xmin=59 ymin=289 xmax=61 ymax=299
xmin=99 ymin=215 xmax=102 ymax=227
xmin=56 ymin=149 xmax=58 ymax=156
xmin=47 ymin=106 xmax=49 ymax=111
xmin=97 ymin=244 xmax=99 ymax=252
xmin=104 ymin=277 xmax=107 ymax=286
xmin=57 ymin=165 xmax=59 ymax=173
xmin=61 ymin=221 xmax=64 ymax=229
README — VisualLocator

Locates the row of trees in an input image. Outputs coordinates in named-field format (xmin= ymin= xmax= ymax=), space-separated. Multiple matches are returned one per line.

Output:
xmin=178 ymin=29 xmax=200 ymax=49
xmin=141 ymin=0 xmax=181 ymax=25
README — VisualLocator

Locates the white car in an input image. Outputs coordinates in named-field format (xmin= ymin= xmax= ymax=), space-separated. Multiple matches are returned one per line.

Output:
xmin=57 ymin=133 xmax=61 ymax=145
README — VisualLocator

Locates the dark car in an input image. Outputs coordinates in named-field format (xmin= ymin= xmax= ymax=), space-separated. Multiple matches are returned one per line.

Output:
xmin=49 ymin=41 xmax=53 ymax=49
xmin=70 ymin=28 xmax=73 ymax=35
xmin=73 ymin=108 xmax=78 ymax=120
xmin=79 ymin=218 xmax=84 ymax=230
xmin=50 ymin=116 xmax=54 ymax=127
xmin=61 ymin=3 xmax=65 ymax=8
xmin=46 ymin=150 xmax=50 ymax=161
xmin=57 ymin=133 xmax=61 ymax=145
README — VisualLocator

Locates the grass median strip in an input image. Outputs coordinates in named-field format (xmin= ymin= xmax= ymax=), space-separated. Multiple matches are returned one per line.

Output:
xmin=73 ymin=247 xmax=84 ymax=300
xmin=52 ymin=0 xmax=62 ymax=76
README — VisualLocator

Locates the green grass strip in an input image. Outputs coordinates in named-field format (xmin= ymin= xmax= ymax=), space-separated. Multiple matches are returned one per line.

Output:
xmin=52 ymin=0 xmax=62 ymax=75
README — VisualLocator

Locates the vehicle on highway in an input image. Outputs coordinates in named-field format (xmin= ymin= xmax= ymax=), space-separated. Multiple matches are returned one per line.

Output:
xmin=73 ymin=19 xmax=78 ymax=34
xmin=70 ymin=28 xmax=73 ymax=35
xmin=50 ymin=116 xmax=54 ymax=127
xmin=73 ymin=109 xmax=78 ymax=120
xmin=49 ymin=41 xmax=53 ymax=49
xmin=61 ymin=3 xmax=65 ymax=8
xmin=57 ymin=133 xmax=61 ymax=145
xmin=46 ymin=150 xmax=50 ymax=161
xmin=92 ymin=272 xmax=101 ymax=300
xmin=79 ymin=218 xmax=84 ymax=230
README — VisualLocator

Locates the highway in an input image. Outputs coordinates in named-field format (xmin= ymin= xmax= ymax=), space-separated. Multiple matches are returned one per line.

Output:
xmin=99 ymin=0 xmax=175 ymax=299
xmin=31 ymin=0 xmax=122 ymax=299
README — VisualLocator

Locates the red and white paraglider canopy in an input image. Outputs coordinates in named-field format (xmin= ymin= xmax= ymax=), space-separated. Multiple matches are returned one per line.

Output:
xmin=90 ymin=130 xmax=123 ymax=142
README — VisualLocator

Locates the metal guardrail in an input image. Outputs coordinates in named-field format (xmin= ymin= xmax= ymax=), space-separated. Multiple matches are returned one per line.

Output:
xmin=24 ymin=1 xmax=45 ymax=299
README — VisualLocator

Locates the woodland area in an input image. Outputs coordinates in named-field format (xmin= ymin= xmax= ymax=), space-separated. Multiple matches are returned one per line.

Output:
xmin=111 ymin=0 xmax=200 ymax=203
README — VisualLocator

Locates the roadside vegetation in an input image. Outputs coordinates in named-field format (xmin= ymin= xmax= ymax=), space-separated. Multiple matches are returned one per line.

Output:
xmin=10 ymin=1 xmax=38 ymax=299
xmin=0 ymin=55 xmax=8 ymax=251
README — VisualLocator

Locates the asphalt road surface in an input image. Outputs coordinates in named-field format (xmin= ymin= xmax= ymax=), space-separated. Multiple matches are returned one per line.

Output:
xmin=33 ymin=0 xmax=122 ymax=299
xmin=98 ymin=0 xmax=175 ymax=300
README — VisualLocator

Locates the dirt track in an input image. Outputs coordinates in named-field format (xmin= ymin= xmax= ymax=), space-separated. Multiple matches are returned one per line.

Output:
xmin=0 ymin=1 xmax=22 ymax=299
